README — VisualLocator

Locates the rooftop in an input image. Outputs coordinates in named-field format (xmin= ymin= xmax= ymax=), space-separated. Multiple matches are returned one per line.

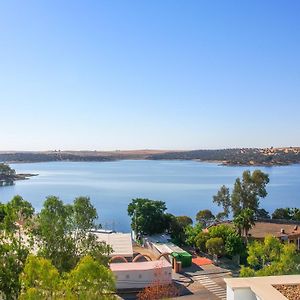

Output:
xmin=212 ymin=221 xmax=300 ymax=239
xmin=248 ymin=221 xmax=300 ymax=239
xmin=225 ymin=275 xmax=300 ymax=300
xmin=94 ymin=231 xmax=133 ymax=258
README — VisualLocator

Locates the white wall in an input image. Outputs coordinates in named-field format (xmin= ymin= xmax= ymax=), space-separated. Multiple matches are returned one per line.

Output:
xmin=227 ymin=286 xmax=257 ymax=300
xmin=112 ymin=263 xmax=172 ymax=289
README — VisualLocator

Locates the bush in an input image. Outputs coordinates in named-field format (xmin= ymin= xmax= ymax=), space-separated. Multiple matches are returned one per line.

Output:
xmin=195 ymin=232 xmax=210 ymax=252
xmin=206 ymin=237 xmax=225 ymax=257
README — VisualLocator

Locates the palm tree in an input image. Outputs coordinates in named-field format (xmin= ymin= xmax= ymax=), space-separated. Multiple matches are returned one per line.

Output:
xmin=233 ymin=208 xmax=255 ymax=243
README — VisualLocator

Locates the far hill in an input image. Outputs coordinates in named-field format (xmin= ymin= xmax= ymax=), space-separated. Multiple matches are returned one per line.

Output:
xmin=148 ymin=147 xmax=300 ymax=166
xmin=0 ymin=148 xmax=300 ymax=166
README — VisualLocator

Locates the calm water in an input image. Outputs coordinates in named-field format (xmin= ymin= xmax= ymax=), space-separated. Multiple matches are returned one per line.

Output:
xmin=1 ymin=160 xmax=300 ymax=231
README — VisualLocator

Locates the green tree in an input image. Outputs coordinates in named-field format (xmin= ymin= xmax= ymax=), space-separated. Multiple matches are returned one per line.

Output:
xmin=206 ymin=237 xmax=225 ymax=257
xmin=208 ymin=224 xmax=245 ymax=257
xmin=184 ymin=223 xmax=203 ymax=246
xmin=195 ymin=231 xmax=210 ymax=252
xmin=196 ymin=209 xmax=215 ymax=227
xmin=167 ymin=215 xmax=193 ymax=245
xmin=213 ymin=185 xmax=230 ymax=217
xmin=231 ymin=170 xmax=269 ymax=216
xmin=127 ymin=198 xmax=167 ymax=235
xmin=19 ymin=255 xmax=116 ymax=300
xmin=65 ymin=256 xmax=115 ymax=300
xmin=215 ymin=212 xmax=228 ymax=222
xmin=0 ymin=196 xmax=33 ymax=299
xmin=233 ymin=208 xmax=255 ymax=240
xmin=256 ymin=208 xmax=270 ymax=219
xmin=19 ymin=255 xmax=61 ymax=300
xmin=225 ymin=231 xmax=244 ymax=257
xmin=0 ymin=163 xmax=16 ymax=176
xmin=35 ymin=196 xmax=110 ymax=272
xmin=213 ymin=170 xmax=269 ymax=217
xmin=233 ymin=208 xmax=255 ymax=241
xmin=240 ymin=235 xmax=300 ymax=277
xmin=176 ymin=216 xmax=193 ymax=228
xmin=0 ymin=237 xmax=29 ymax=299
xmin=0 ymin=203 xmax=5 ymax=223
xmin=272 ymin=208 xmax=291 ymax=220
xmin=35 ymin=196 xmax=75 ymax=272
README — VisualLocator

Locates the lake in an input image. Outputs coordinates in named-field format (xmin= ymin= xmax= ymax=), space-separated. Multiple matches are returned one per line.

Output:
xmin=0 ymin=160 xmax=300 ymax=231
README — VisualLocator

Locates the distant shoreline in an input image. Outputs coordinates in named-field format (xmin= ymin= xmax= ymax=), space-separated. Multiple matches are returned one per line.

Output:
xmin=1 ymin=147 xmax=300 ymax=167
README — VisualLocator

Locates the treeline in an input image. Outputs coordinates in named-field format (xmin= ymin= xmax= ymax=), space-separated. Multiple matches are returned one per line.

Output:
xmin=148 ymin=148 xmax=300 ymax=166
xmin=0 ymin=152 xmax=114 ymax=163
xmin=0 ymin=163 xmax=17 ymax=185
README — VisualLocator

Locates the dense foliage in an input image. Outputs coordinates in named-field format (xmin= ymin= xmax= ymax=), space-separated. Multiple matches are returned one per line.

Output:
xmin=35 ymin=196 xmax=111 ymax=272
xmin=0 ymin=195 xmax=114 ymax=299
xmin=19 ymin=255 xmax=116 ymax=300
xmin=0 ymin=163 xmax=16 ymax=176
xmin=240 ymin=235 xmax=300 ymax=277
xmin=196 ymin=209 xmax=215 ymax=227
xmin=127 ymin=198 xmax=168 ymax=235
xmin=272 ymin=208 xmax=300 ymax=221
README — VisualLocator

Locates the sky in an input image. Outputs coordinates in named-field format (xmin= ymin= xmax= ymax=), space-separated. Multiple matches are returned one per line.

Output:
xmin=0 ymin=1 xmax=299 ymax=151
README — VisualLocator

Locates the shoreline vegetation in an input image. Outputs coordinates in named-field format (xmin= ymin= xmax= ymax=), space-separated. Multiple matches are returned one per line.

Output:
xmin=0 ymin=147 xmax=300 ymax=166
xmin=0 ymin=163 xmax=37 ymax=186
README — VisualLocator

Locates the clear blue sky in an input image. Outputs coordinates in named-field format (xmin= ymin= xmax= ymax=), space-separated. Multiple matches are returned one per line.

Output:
xmin=0 ymin=1 xmax=299 ymax=151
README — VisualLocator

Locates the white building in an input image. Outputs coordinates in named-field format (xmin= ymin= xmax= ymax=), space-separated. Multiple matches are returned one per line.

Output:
xmin=225 ymin=275 xmax=300 ymax=300
xmin=110 ymin=259 xmax=172 ymax=289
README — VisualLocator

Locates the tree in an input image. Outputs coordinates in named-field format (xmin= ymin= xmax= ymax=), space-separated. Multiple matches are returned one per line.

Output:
xmin=213 ymin=170 xmax=269 ymax=217
xmin=0 ymin=163 xmax=16 ymax=176
xmin=0 ymin=237 xmax=29 ymax=299
xmin=19 ymin=255 xmax=116 ymax=300
xmin=208 ymin=224 xmax=245 ymax=257
xmin=0 ymin=196 xmax=33 ymax=299
xmin=231 ymin=170 xmax=269 ymax=216
xmin=233 ymin=208 xmax=255 ymax=240
xmin=176 ymin=216 xmax=193 ymax=228
xmin=271 ymin=207 xmax=300 ymax=221
xmin=240 ymin=235 xmax=300 ymax=277
xmin=206 ymin=237 xmax=225 ymax=257
xmin=167 ymin=215 xmax=193 ymax=245
xmin=195 ymin=232 xmax=210 ymax=252
xmin=65 ymin=256 xmax=116 ymax=300
xmin=213 ymin=185 xmax=230 ymax=217
xmin=1 ymin=195 xmax=34 ymax=234
xmin=215 ymin=211 xmax=228 ymax=222
xmin=19 ymin=255 xmax=61 ymax=300
xmin=224 ymin=231 xmax=244 ymax=257
xmin=196 ymin=209 xmax=215 ymax=227
xmin=127 ymin=198 xmax=167 ymax=235
xmin=35 ymin=196 xmax=75 ymax=272
xmin=256 ymin=208 xmax=270 ymax=219
xmin=272 ymin=208 xmax=291 ymax=220
xmin=34 ymin=196 xmax=110 ymax=272
xmin=184 ymin=223 xmax=203 ymax=246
